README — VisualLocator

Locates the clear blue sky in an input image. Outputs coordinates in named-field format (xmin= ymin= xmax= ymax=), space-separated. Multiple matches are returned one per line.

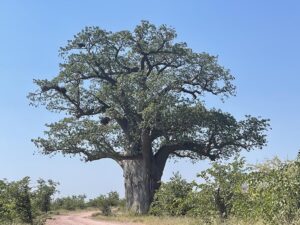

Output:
xmin=1 ymin=0 xmax=300 ymax=198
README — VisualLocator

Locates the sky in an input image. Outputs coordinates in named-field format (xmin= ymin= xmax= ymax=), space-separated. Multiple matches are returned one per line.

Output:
xmin=0 ymin=0 xmax=300 ymax=198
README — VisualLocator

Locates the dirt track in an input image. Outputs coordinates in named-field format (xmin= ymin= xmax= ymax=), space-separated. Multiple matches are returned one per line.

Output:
xmin=46 ymin=211 xmax=140 ymax=225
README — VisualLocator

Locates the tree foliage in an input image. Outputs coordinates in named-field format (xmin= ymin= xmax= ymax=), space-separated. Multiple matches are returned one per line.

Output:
xmin=28 ymin=20 xmax=269 ymax=163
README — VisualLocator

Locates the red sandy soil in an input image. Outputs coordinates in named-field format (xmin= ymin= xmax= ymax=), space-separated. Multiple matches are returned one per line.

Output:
xmin=46 ymin=211 xmax=140 ymax=225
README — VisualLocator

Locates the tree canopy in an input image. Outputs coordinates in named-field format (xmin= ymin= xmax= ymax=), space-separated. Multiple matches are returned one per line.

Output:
xmin=28 ymin=21 xmax=269 ymax=163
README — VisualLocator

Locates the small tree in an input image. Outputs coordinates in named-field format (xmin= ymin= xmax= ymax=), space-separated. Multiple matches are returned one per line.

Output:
xmin=0 ymin=179 xmax=16 ymax=223
xmin=196 ymin=156 xmax=247 ymax=219
xmin=29 ymin=21 xmax=269 ymax=213
xmin=8 ymin=177 xmax=33 ymax=224
xmin=33 ymin=179 xmax=59 ymax=213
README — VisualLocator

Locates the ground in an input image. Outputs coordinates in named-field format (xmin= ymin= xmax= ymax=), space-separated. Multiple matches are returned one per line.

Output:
xmin=45 ymin=211 xmax=139 ymax=225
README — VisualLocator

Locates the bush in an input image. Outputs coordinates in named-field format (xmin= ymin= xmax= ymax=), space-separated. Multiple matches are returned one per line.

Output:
xmin=236 ymin=158 xmax=300 ymax=223
xmin=191 ymin=156 xmax=300 ymax=224
xmin=0 ymin=177 xmax=33 ymax=224
xmin=51 ymin=195 xmax=86 ymax=211
xmin=150 ymin=156 xmax=300 ymax=224
xmin=150 ymin=172 xmax=194 ymax=216
xmin=0 ymin=177 xmax=59 ymax=224
xmin=87 ymin=191 xmax=121 ymax=216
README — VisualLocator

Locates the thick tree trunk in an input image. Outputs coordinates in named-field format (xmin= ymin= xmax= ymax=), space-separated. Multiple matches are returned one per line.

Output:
xmin=122 ymin=159 xmax=162 ymax=214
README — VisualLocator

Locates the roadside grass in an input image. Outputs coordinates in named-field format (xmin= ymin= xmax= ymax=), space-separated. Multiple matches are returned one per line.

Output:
xmin=23 ymin=207 xmax=300 ymax=225
xmin=5 ymin=208 xmax=99 ymax=225
xmin=48 ymin=206 xmax=98 ymax=215
xmin=0 ymin=213 xmax=50 ymax=225
xmin=91 ymin=211 xmax=300 ymax=225
xmin=91 ymin=213 xmax=199 ymax=225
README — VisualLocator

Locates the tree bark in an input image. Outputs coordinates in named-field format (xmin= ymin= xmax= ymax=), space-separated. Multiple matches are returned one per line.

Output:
xmin=122 ymin=158 xmax=163 ymax=214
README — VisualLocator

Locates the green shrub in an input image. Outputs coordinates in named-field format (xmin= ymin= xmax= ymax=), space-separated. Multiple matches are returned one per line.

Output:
xmin=235 ymin=158 xmax=300 ymax=223
xmin=87 ymin=191 xmax=121 ymax=216
xmin=150 ymin=172 xmax=194 ymax=216
xmin=150 ymin=156 xmax=300 ymax=224
xmin=33 ymin=179 xmax=59 ymax=213
xmin=51 ymin=194 xmax=86 ymax=210
xmin=0 ymin=177 xmax=33 ymax=224
xmin=0 ymin=179 xmax=15 ymax=223
xmin=191 ymin=156 xmax=300 ymax=223
xmin=193 ymin=156 xmax=248 ymax=220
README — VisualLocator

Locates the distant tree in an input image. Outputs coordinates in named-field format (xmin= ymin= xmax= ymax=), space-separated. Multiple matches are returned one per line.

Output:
xmin=28 ymin=21 xmax=269 ymax=213
xmin=52 ymin=195 xmax=86 ymax=210
xmin=33 ymin=179 xmax=58 ymax=213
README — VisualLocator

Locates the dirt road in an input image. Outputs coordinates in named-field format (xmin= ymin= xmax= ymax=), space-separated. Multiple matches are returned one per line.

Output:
xmin=46 ymin=211 xmax=140 ymax=225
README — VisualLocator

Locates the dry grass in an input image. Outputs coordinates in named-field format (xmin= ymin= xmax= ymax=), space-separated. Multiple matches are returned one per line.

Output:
xmin=92 ymin=213 xmax=198 ymax=225
xmin=92 ymin=213 xmax=264 ymax=225
xmin=92 ymin=213 xmax=300 ymax=225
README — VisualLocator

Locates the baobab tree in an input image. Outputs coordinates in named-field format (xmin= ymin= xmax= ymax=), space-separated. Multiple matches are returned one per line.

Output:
xmin=28 ymin=21 xmax=269 ymax=214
